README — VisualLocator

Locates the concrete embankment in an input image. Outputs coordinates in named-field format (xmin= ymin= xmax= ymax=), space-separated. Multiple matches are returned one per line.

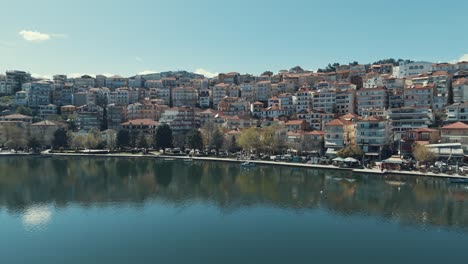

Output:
xmin=36 ymin=151 xmax=468 ymax=180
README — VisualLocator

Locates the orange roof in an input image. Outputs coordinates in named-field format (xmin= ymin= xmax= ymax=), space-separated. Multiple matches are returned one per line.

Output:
xmin=306 ymin=130 xmax=326 ymax=135
xmin=326 ymin=119 xmax=353 ymax=126
xmin=285 ymin=120 xmax=305 ymax=125
xmin=442 ymin=122 xmax=468 ymax=130
xmin=453 ymin=78 xmax=468 ymax=86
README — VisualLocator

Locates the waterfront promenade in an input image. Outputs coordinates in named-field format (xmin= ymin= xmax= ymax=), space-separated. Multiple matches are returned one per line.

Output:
xmin=11 ymin=150 xmax=463 ymax=180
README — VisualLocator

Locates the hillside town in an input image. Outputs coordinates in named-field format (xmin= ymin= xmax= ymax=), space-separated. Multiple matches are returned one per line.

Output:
xmin=1 ymin=59 xmax=468 ymax=170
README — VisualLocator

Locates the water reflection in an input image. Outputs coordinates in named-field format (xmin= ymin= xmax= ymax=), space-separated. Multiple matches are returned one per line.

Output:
xmin=0 ymin=157 xmax=467 ymax=230
xmin=22 ymin=205 xmax=52 ymax=231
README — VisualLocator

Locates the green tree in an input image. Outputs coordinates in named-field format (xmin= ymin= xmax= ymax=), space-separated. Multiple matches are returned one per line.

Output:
xmin=116 ymin=130 xmax=130 ymax=149
xmin=154 ymin=124 xmax=173 ymax=152
xmin=137 ymin=133 xmax=148 ymax=149
xmin=52 ymin=128 xmax=69 ymax=149
xmin=70 ymin=133 xmax=86 ymax=150
xmin=260 ymin=126 xmax=278 ymax=154
xmin=238 ymin=127 xmax=260 ymax=153
xmin=186 ymin=129 xmax=203 ymax=150
xmin=211 ymin=129 xmax=224 ymax=155
xmin=16 ymin=106 xmax=32 ymax=116
xmin=227 ymin=136 xmax=240 ymax=152
xmin=27 ymin=136 xmax=42 ymax=153
xmin=337 ymin=144 xmax=364 ymax=159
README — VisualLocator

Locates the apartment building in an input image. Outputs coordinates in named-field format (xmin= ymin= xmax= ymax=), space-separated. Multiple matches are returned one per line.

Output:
xmin=387 ymin=106 xmax=433 ymax=140
xmin=356 ymin=116 xmax=392 ymax=160
xmin=172 ymin=87 xmax=198 ymax=107
xmin=356 ymin=87 xmax=388 ymax=116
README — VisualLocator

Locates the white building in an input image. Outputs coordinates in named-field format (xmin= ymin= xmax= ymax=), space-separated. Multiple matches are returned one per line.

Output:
xmin=392 ymin=61 xmax=433 ymax=78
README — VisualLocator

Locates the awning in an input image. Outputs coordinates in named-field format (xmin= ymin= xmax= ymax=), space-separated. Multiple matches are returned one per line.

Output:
xmin=383 ymin=156 xmax=403 ymax=164
xmin=344 ymin=157 xmax=359 ymax=163
xmin=326 ymin=149 xmax=338 ymax=155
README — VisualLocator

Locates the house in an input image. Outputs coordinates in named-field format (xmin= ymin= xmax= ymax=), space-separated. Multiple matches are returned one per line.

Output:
xmin=324 ymin=118 xmax=356 ymax=156
xmin=121 ymin=119 xmax=158 ymax=135
xmin=250 ymin=102 xmax=264 ymax=118
xmin=440 ymin=122 xmax=468 ymax=152
xmin=29 ymin=120 xmax=63 ymax=146
xmin=284 ymin=120 xmax=307 ymax=131
xmin=400 ymin=128 xmax=440 ymax=155
xmin=452 ymin=78 xmax=468 ymax=103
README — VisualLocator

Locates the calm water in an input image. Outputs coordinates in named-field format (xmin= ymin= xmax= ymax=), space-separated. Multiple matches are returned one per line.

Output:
xmin=0 ymin=157 xmax=467 ymax=264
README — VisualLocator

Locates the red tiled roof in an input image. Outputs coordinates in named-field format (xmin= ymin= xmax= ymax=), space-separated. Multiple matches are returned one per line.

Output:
xmin=285 ymin=120 xmax=305 ymax=125
xmin=325 ymin=119 xmax=353 ymax=126
xmin=442 ymin=122 xmax=468 ymax=130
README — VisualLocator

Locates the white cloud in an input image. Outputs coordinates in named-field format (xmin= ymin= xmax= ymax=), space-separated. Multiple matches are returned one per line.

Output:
xmin=19 ymin=30 xmax=51 ymax=41
xmin=19 ymin=30 xmax=66 ymax=42
xmin=31 ymin=73 xmax=52 ymax=80
xmin=194 ymin=68 xmax=218 ymax=78
xmin=458 ymin=54 xmax=468 ymax=62
xmin=138 ymin=70 xmax=159 ymax=75
xmin=135 ymin=56 xmax=143 ymax=62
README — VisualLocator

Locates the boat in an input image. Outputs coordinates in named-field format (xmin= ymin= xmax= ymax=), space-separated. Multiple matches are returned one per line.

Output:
xmin=449 ymin=178 xmax=468 ymax=184
xmin=241 ymin=161 xmax=256 ymax=168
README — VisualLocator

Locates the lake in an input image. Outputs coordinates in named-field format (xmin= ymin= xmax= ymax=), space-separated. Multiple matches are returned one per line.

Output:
xmin=0 ymin=156 xmax=467 ymax=264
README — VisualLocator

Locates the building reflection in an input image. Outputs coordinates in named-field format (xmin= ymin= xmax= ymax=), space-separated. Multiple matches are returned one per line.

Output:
xmin=0 ymin=157 xmax=467 ymax=229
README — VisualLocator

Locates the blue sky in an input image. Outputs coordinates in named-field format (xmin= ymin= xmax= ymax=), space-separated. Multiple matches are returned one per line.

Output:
xmin=1 ymin=0 xmax=467 ymax=78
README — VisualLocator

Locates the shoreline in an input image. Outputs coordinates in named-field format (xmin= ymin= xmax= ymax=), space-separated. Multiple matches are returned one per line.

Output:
xmin=6 ymin=151 xmax=462 ymax=180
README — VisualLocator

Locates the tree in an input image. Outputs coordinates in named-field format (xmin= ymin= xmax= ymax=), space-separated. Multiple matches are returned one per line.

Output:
xmin=261 ymin=71 xmax=273 ymax=77
xmin=154 ymin=124 xmax=173 ymax=152
xmin=337 ymin=144 xmax=364 ymax=159
xmin=226 ymin=135 xmax=240 ymax=153
xmin=116 ymin=130 xmax=130 ymax=149
xmin=260 ymin=126 xmax=278 ymax=154
xmin=238 ymin=127 xmax=260 ymax=153
xmin=27 ymin=136 xmax=42 ymax=153
xmin=137 ymin=133 xmax=148 ymax=149
xmin=186 ymin=129 xmax=203 ymax=150
xmin=5 ymin=134 xmax=27 ymax=152
xmin=211 ymin=129 xmax=224 ymax=155
xmin=16 ymin=106 xmax=32 ymax=116
xmin=70 ymin=133 xmax=86 ymax=150
xmin=413 ymin=143 xmax=437 ymax=166
xmin=432 ymin=110 xmax=446 ymax=128
xmin=201 ymin=121 xmax=216 ymax=148
xmin=100 ymin=104 xmax=108 ymax=131
xmin=52 ymin=128 xmax=69 ymax=149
